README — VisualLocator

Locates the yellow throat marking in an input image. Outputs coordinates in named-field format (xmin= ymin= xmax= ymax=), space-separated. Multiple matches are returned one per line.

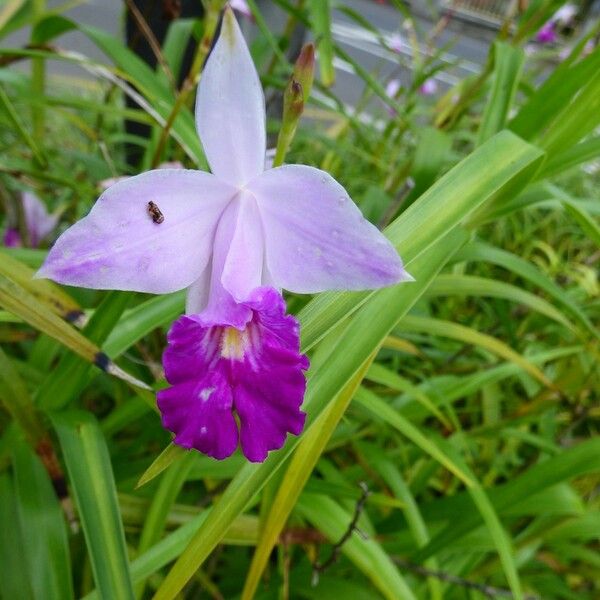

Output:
xmin=220 ymin=327 xmax=247 ymax=360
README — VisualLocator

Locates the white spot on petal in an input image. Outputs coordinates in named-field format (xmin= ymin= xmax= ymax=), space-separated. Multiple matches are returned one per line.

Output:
xmin=199 ymin=387 xmax=215 ymax=402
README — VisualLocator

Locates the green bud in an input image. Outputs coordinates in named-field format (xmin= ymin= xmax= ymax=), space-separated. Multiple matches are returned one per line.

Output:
xmin=293 ymin=43 xmax=315 ymax=103
xmin=283 ymin=78 xmax=304 ymax=122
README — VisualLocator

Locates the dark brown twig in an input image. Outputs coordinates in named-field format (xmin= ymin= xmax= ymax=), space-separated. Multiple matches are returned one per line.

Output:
xmin=392 ymin=557 xmax=540 ymax=600
xmin=123 ymin=0 xmax=175 ymax=88
xmin=311 ymin=482 xmax=371 ymax=585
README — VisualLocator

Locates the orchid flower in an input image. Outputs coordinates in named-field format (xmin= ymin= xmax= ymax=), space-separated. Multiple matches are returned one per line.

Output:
xmin=4 ymin=191 xmax=58 ymax=248
xmin=553 ymin=3 xmax=577 ymax=26
xmin=385 ymin=79 xmax=401 ymax=116
xmin=419 ymin=78 xmax=438 ymax=96
xmin=38 ymin=8 xmax=409 ymax=462
xmin=536 ymin=22 xmax=557 ymax=44
xmin=388 ymin=32 xmax=404 ymax=54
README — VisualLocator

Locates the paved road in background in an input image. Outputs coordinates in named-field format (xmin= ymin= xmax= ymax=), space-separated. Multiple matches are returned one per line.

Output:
xmin=6 ymin=0 xmax=494 ymax=106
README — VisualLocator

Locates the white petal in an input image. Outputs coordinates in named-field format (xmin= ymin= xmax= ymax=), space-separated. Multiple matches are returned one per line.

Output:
xmin=195 ymin=8 xmax=266 ymax=186
xmin=37 ymin=170 xmax=236 ymax=294
xmin=248 ymin=165 xmax=408 ymax=293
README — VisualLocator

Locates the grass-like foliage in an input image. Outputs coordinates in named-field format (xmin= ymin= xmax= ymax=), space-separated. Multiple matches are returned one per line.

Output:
xmin=0 ymin=1 xmax=598 ymax=599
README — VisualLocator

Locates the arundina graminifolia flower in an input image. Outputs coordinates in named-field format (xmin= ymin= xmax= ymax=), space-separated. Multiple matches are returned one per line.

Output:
xmin=419 ymin=78 xmax=438 ymax=96
xmin=37 ymin=8 xmax=410 ymax=461
xmin=536 ymin=22 xmax=557 ymax=44
xmin=3 ymin=190 xmax=58 ymax=248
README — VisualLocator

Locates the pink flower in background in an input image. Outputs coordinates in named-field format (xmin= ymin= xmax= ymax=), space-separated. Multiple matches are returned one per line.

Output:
xmin=536 ymin=22 xmax=557 ymax=44
xmin=385 ymin=78 xmax=401 ymax=115
xmin=38 ymin=9 xmax=408 ymax=461
xmin=419 ymin=78 xmax=438 ymax=95
xmin=3 ymin=191 xmax=58 ymax=248
xmin=388 ymin=32 xmax=403 ymax=54
xmin=553 ymin=3 xmax=577 ymax=25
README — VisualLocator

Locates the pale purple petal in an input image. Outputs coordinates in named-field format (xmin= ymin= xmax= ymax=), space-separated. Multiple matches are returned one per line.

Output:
xmin=247 ymin=165 xmax=408 ymax=293
xmin=159 ymin=287 xmax=308 ymax=462
xmin=37 ymin=170 xmax=236 ymax=294
xmin=388 ymin=32 xmax=403 ymax=54
xmin=229 ymin=0 xmax=252 ymax=18
xmin=419 ymin=78 xmax=438 ymax=96
xmin=221 ymin=190 xmax=265 ymax=303
xmin=193 ymin=197 xmax=255 ymax=328
xmin=185 ymin=263 xmax=212 ymax=315
xmin=23 ymin=192 xmax=58 ymax=247
xmin=385 ymin=79 xmax=401 ymax=116
xmin=553 ymin=4 xmax=577 ymax=25
xmin=196 ymin=8 xmax=266 ymax=186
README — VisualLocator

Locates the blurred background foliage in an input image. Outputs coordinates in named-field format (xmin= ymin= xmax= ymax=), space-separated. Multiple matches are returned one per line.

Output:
xmin=0 ymin=0 xmax=599 ymax=599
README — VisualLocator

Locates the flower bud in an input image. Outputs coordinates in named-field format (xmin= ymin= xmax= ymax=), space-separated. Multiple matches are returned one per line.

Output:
xmin=293 ymin=43 xmax=315 ymax=103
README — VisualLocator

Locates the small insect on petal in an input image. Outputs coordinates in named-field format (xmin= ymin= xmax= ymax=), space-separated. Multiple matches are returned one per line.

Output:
xmin=147 ymin=201 xmax=165 ymax=224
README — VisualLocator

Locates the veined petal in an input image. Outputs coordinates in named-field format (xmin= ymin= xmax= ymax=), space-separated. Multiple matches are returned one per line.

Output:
xmin=248 ymin=165 xmax=409 ymax=293
xmin=195 ymin=7 xmax=266 ymax=186
xmin=37 ymin=170 xmax=236 ymax=294
xmin=194 ymin=197 xmax=256 ymax=328
xmin=185 ymin=262 xmax=212 ymax=315
xmin=221 ymin=190 xmax=265 ymax=303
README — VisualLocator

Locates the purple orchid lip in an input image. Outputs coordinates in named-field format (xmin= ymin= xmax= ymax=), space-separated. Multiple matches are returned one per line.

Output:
xmin=158 ymin=287 xmax=308 ymax=462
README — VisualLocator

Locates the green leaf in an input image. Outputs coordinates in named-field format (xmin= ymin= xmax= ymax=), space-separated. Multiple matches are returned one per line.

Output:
xmin=136 ymin=442 xmax=187 ymax=489
xmin=538 ymin=136 xmax=600 ymax=179
xmin=509 ymin=47 xmax=600 ymax=141
xmin=426 ymin=274 xmax=575 ymax=331
xmin=453 ymin=240 xmax=598 ymax=339
xmin=297 ymin=493 xmax=418 ymax=600
xmin=308 ymin=0 xmax=335 ymax=86
xmin=0 ymin=250 xmax=82 ymax=323
xmin=538 ymin=68 xmax=600 ymax=154
xmin=241 ymin=356 xmax=378 ymax=600
xmin=562 ymin=200 xmax=600 ymax=248
xmin=0 ymin=273 xmax=149 ymax=390
xmin=36 ymin=291 xmax=131 ymax=410
xmin=478 ymin=42 xmax=524 ymax=145
xmin=301 ymin=130 xmax=545 ymax=351
xmin=413 ymin=437 xmax=600 ymax=562
xmin=395 ymin=315 xmax=554 ymax=388
xmin=355 ymin=393 xmax=523 ymax=598
xmin=0 ymin=473 xmax=35 ymax=600
xmin=52 ymin=411 xmax=135 ymax=600
xmin=12 ymin=437 xmax=74 ymax=600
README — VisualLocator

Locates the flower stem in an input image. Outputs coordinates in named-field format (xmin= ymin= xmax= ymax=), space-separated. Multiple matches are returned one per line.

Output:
xmin=151 ymin=0 xmax=225 ymax=168
xmin=31 ymin=0 xmax=46 ymax=141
